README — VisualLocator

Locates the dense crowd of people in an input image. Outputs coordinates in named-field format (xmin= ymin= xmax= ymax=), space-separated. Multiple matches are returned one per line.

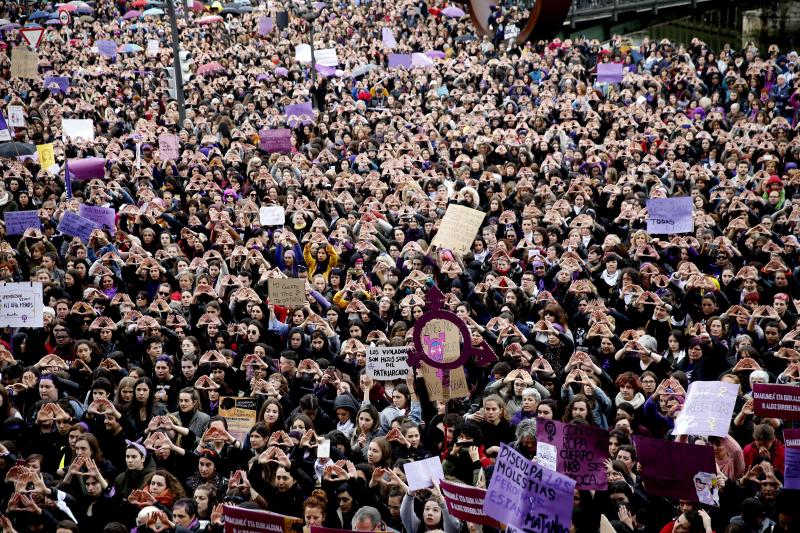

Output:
xmin=0 ymin=1 xmax=800 ymax=533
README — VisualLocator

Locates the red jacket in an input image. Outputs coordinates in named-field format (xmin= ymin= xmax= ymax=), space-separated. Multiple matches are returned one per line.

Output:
xmin=742 ymin=439 xmax=785 ymax=473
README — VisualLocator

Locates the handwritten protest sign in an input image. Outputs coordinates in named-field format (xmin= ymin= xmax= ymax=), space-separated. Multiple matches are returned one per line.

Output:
xmin=752 ymin=383 xmax=800 ymax=421
xmin=633 ymin=435 xmax=716 ymax=501
xmin=58 ymin=211 xmax=99 ymax=243
xmin=314 ymin=48 xmax=338 ymax=67
xmin=259 ymin=129 xmax=292 ymax=153
xmin=367 ymin=346 xmax=410 ymax=380
xmin=597 ymin=63 xmax=624 ymax=83
xmin=431 ymin=204 xmax=486 ymax=254
xmin=4 ymin=210 xmax=42 ymax=235
xmin=418 ymin=318 xmax=469 ymax=400
xmin=440 ymin=480 xmax=500 ymax=528
xmin=259 ymin=206 xmax=286 ymax=226
xmin=158 ymin=134 xmax=179 ymax=161
xmin=268 ymin=278 xmax=306 ymax=306
xmin=7 ymin=105 xmax=25 ymax=128
xmin=11 ymin=47 xmax=39 ymax=80
xmin=536 ymin=419 xmax=609 ymax=489
xmin=786 ymin=448 xmax=800 ymax=490
xmin=0 ymin=282 xmax=44 ymax=327
xmin=674 ymin=380 xmax=739 ymax=436
xmin=78 ymin=204 xmax=116 ymax=234
xmin=483 ymin=443 xmax=575 ymax=532
xmin=536 ymin=441 xmax=558 ymax=470
xmin=403 ymin=456 xmax=444 ymax=491
xmin=223 ymin=505 xmax=301 ymax=533
xmin=62 ymin=119 xmax=95 ymax=143
xmin=219 ymin=397 xmax=257 ymax=443
xmin=146 ymin=39 xmax=159 ymax=57
xmin=646 ymin=197 xmax=694 ymax=235
xmin=784 ymin=429 xmax=800 ymax=448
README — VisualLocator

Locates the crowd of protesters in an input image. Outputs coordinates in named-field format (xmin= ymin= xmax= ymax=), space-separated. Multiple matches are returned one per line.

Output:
xmin=0 ymin=1 xmax=800 ymax=533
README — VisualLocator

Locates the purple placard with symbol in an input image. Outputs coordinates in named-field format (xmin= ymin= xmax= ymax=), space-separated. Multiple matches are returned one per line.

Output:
xmin=259 ymin=129 xmax=292 ymax=153
xmin=44 ymin=76 xmax=70 ymax=94
xmin=78 ymin=204 xmax=116 ymax=235
xmin=4 ymin=210 xmax=42 ymax=235
xmin=536 ymin=419 xmax=609 ymax=490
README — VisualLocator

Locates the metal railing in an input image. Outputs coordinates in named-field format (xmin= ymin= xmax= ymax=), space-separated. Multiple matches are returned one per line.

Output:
xmin=508 ymin=0 xmax=718 ymax=25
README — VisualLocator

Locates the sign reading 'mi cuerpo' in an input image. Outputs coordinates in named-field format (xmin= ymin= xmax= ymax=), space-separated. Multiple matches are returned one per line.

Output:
xmin=0 ymin=282 xmax=44 ymax=327
xmin=366 ymin=346 xmax=410 ymax=380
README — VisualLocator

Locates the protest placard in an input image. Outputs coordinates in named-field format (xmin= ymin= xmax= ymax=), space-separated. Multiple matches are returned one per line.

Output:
xmin=4 ymin=210 xmax=42 ymax=236
xmin=259 ymin=129 xmax=292 ymax=153
xmin=483 ymin=443 xmax=575 ymax=532
xmin=268 ymin=278 xmax=306 ymax=306
xmin=259 ymin=206 xmax=286 ymax=226
xmin=11 ymin=47 xmax=39 ymax=80
xmin=597 ymin=63 xmax=624 ymax=83
xmin=7 ymin=105 xmax=25 ymax=127
xmin=295 ymin=43 xmax=312 ymax=62
xmin=388 ymin=54 xmax=412 ymax=69
xmin=78 ymin=204 xmax=116 ymax=234
xmin=784 ymin=429 xmax=800 ymax=448
xmin=0 ymin=282 xmax=44 ymax=327
xmin=785 ymin=448 xmax=800 ymax=490
xmin=431 ymin=204 xmax=486 ymax=254
xmin=417 ymin=318 xmax=468 ymax=400
xmin=440 ymin=480 xmax=500 ymax=528
xmin=505 ymin=25 xmax=520 ymax=42
xmin=284 ymin=102 xmax=314 ymax=126
xmin=752 ymin=383 xmax=800 ymax=421
xmin=367 ymin=346 xmax=410 ymax=380
xmin=36 ymin=143 xmax=56 ymax=173
xmin=96 ymin=39 xmax=117 ymax=58
xmin=535 ymin=419 xmax=608 ymax=489
xmin=158 ymin=134 xmax=179 ymax=160
xmin=62 ymin=119 xmax=95 ymax=143
xmin=536 ymin=441 xmax=558 ymax=470
xmin=674 ymin=380 xmax=739 ymax=436
xmin=146 ymin=39 xmax=159 ymax=56
xmin=223 ymin=505 xmax=301 ymax=533
xmin=646 ymin=197 xmax=694 ymax=235
xmin=633 ymin=435 xmax=716 ymax=501
xmin=0 ymin=112 xmax=10 ymax=141
xmin=382 ymin=27 xmax=396 ymax=49
xmin=68 ymin=157 xmax=105 ymax=180
xmin=403 ymin=456 xmax=444 ymax=491
xmin=314 ymin=48 xmax=338 ymax=67
xmin=219 ymin=397 xmax=258 ymax=443
xmin=257 ymin=16 xmax=273 ymax=36
xmin=44 ymin=75 xmax=70 ymax=94
xmin=58 ymin=211 xmax=99 ymax=243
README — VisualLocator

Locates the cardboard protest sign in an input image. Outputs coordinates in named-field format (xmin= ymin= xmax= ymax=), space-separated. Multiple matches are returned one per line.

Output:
xmin=259 ymin=206 xmax=286 ymax=226
xmin=78 ymin=204 xmax=116 ymax=234
xmin=146 ymin=39 xmax=160 ymax=56
xmin=381 ymin=27 xmax=396 ymax=49
xmin=403 ymin=456 xmax=444 ymax=491
xmin=674 ymin=381 xmax=739 ymax=437
xmin=418 ymin=318 xmax=468 ymax=400
xmin=752 ymin=383 xmax=800 ymax=421
xmin=62 ymin=119 xmax=95 ymax=143
xmin=483 ymin=443 xmax=575 ymax=532
xmin=223 ymin=505 xmax=301 ymax=533
xmin=785 ymin=448 xmax=800 ymax=490
xmin=646 ymin=197 xmax=694 ymax=235
xmin=7 ymin=106 xmax=25 ymax=128
xmin=784 ymin=428 xmax=800 ymax=448
xmin=633 ymin=435 xmax=716 ymax=502
xmin=57 ymin=211 xmax=99 ymax=243
xmin=259 ymin=129 xmax=292 ymax=153
xmin=4 ymin=211 xmax=42 ymax=236
xmin=597 ymin=63 xmax=624 ymax=83
xmin=158 ymin=134 xmax=179 ymax=161
xmin=268 ymin=278 xmax=306 ymax=307
xmin=536 ymin=419 xmax=609 ymax=490
xmin=11 ymin=47 xmax=39 ymax=80
xmin=431 ymin=204 xmax=486 ymax=254
xmin=219 ymin=397 xmax=258 ymax=443
xmin=367 ymin=346 xmax=410 ymax=380
xmin=0 ymin=282 xmax=44 ymax=327
xmin=440 ymin=480 xmax=500 ymax=528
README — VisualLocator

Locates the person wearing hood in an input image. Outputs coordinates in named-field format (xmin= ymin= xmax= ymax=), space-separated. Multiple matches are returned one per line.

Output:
xmin=332 ymin=392 xmax=360 ymax=439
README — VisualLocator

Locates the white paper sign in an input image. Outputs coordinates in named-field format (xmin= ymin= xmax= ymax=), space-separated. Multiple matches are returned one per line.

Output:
xmin=403 ymin=456 xmax=444 ymax=491
xmin=259 ymin=206 xmax=285 ymax=226
xmin=62 ymin=119 xmax=95 ymax=142
xmin=674 ymin=381 xmax=739 ymax=437
xmin=295 ymin=44 xmax=312 ymax=63
xmin=314 ymin=47 xmax=338 ymax=67
xmin=505 ymin=26 xmax=520 ymax=42
xmin=367 ymin=346 xmax=410 ymax=380
xmin=0 ymin=282 xmax=44 ymax=327
xmin=536 ymin=442 xmax=557 ymax=470
xmin=147 ymin=39 xmax=160 ymax=57
xmin=7 ymin=105 xmax=25 ymax=128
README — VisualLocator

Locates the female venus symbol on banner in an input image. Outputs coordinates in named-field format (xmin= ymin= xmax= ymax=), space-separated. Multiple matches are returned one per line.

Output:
xmin=407 ymin=287 xmax=496 ymax=398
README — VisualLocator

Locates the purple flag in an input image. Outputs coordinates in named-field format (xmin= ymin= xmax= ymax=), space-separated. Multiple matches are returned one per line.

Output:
xmin=425 ymin=50 xmax=446 ymax=59
xmin=597 ymin=62 xmax=624 ymax=83
xmin=96 ymin=39 xmax=117 ymax=59
xmin=67 ymin=157 xmax=106 ymax=180
xmin=536 ymin=419 xmax=609 ymax=490
xmin=388 ymin=54 xmax=412 ymax=69
xmin=381 ymin=27 xmax=396 ymax=49
xmin=64 ymin=159 xmax=73 ymax=199
xmin=314 ymin=63 xmax=336 ymax=77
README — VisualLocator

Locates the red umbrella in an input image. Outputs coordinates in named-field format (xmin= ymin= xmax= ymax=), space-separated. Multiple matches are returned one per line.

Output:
xmin=197 ymin=15 xmax=223 ymax=25
xmin=131 ymin=0 xmax=147 ymax=7
xmin=197 ymin=61 xmax=225 ymax=76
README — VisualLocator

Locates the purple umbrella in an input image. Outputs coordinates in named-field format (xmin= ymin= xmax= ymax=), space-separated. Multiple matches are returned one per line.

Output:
xmin=256 ymin=73 xmax=271 ymax=81
xmin=46 ymin=19 xmax=64 ymax=25
xmin=123 ymin=10 xmax=141 ymax=19
xmin=441 ymin=6 xmax=465 ymax=18
xmin=1 ymin=23 xmax=20 ymax=30
xmin=275 ymin=67 xmax=288 ymax=77
xmin=425 ymin=50 xmax=446 ymax=59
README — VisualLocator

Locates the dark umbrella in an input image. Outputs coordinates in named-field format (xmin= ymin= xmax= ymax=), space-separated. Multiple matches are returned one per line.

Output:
xmin=454 ymin=34 xmax=477 ymax=43
xmin=0 ymin=142 xmax=36 ymax=158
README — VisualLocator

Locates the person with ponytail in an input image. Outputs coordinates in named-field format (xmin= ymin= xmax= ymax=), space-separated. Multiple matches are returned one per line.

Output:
xmin=303 ymin=489 xmax=330 ymax=532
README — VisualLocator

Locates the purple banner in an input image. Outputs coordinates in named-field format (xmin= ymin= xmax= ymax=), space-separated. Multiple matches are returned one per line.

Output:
xmin=259 ymin=129 xmax=292 ymax=153
xmin=96 ymin=39 xmax=117 ymax=58
xmin=536 ymin=419 xmax=609 ymax=490
xmin=4 ymin=210 xmax=42 ymax=235
xmin=440 ymin=480 xmax=500 ymax=528
xmin=381 ymin=27 xmax=396 ymax=49
xmin=388 ymin=54 xmax=412 ymax=69
xmin=752 ymin=383 xmax=800 ymax=421
xmin=78 ymin=204 xmax=116 ymax=234
xmin=597 ymin=62 xmax=624 ymax=83
xmin=674 ymin=381 xmax=739 ymax=437
xmin=44 ymin=76 xmax=70 ymax=94
xmin=284 ymin=101 xmax=314 ymax=127
xmin=786 ymin=448 xmax=800 ymax=490
xmin=67 ymin=157 xmax=105 ymax=180
xmin=57 ymin=211 xmax=99 ymax=243
xmin=633 ymin=436 xmax=716 ymax=502
xmin=483 ymin=443 xmax=574 ymax=532
xmin=314 ymin=63 xmax=336 ymax=77
xmin=785 ymin=429 xmax=800 ymax=448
